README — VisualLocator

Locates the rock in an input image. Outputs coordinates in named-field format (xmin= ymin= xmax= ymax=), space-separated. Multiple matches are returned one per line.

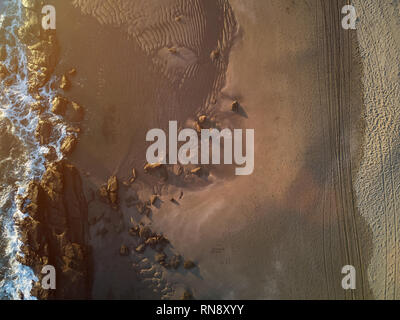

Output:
xmin=66 ymin=126 xmax=81 ymax=134
xmin=150 ymin=195 xmax=158 ymax=206
xmin=68 ymin=68 xmax=77 ymax=76
xmin=60 ymin=74 xmax=70 ymax=90
xmin=173 ymin=164 xmax=183 ymax=176
xmin=107 ymin=176 xmax=118 ymax=205
xmin=120 ymin=245 xmax=129 ymax=256
xmin=144 ymin=162 xmax=162 ymax=172
xmin=27 ymin=35 xmax=59 ymax=92
xmin=60 ymin=135 xmax=77 ymax=155
xmin=0 ymin=46 xmax=6 ymax=61
xmin=183 ymin=260 xmax=196 ymax=269
xmin=198 ymin=115 xmax=207 ymax=124
xmin=99 ymin=185 xmax=108 ymax=200
xmin=194 ymin=121 xmax=201 ymax=133
xmin=44 ymin=146 xmax=58 ymax=162
xmin=109 ymin=192 xmax=118 ymax=205
xmin=210 ymin=49 xmax=220 ymax=61
xmin=155 ymin=252 xmax=167 ymax=264
xmin=191 ymin=167 xmax=202 ymax=175
xmin=65 ymin=102 xmax=84 ymax=122
xmin=51 ymin=96 xmax=68 ymax=116
xmin=145 ymin=237 xmax=158 ymax=248
xmin=19 ymin=181 xmax=41 ymax=220
xmin=130 ymin=168 xmax=137 ymax=183
xmin=139 ymin=226 xmax=152 ymax=240
xmin=144 ymin=163 xmax=168 ymax=181
xmin=0 ymin=63 xmax=9 ymax=80
xmin=21 ymin=0 xmax=37 ymax=8
xmin=107 ymin=176 xmax=118 ymax=193
xmin=170 ymin=254 xmax=181 ymax=269
xmin=17 ymin=161 xmax=90 ymax=300
xmin=135 ymin=244 xmax=146 ymax=253
xmin=17 ymin=12 xmax=41 ymax=44
xmin=129 ymin=226 xmax=139 ymax=237
xmin=35 ymin=120 xmax=53 ymax=145
xmin=232 ymin=100 xmax=240 ymax=112
xmin=30 ymin=101 xmax=45 ymax=114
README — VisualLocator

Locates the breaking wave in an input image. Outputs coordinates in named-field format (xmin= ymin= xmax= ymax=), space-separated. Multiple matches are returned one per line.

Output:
xmin=0 ymin=0 xmax=67 ymax=299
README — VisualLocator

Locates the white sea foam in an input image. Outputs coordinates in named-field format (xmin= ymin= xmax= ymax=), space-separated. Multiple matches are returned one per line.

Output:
xmin=0 ymin=0 xmax=69 ymax=299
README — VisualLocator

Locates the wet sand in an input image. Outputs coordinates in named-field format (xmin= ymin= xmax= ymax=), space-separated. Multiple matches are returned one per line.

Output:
xmin=45 ymin=0 xmax=387 ymax=299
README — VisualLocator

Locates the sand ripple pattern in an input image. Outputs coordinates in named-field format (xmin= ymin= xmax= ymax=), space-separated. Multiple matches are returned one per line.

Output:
xmin=72 ymin=0 xmax=237 ymax=111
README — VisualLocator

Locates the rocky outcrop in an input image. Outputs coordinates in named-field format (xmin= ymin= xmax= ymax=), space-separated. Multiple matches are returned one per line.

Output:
xmin=21 ymin=4 xmax=59 ymax=93
xmin=0 ymin=46 xmax=7 ymax=61
xmin=26 ymin=34 xmax=59 ymax=93
xmin=107 ymin=176 xmax=118 ymax=206
xmin=60 ymin=135 xmax=78 ymax=155
xmin=35 ymin=120 xmax=53 ymax=145
xmin=60 ymin=74 xmax=70 ymax=90
xmin=0 ymin=63 xmax=9 ymax=80
xmin=17 ymin=161 xmax=90 ymax=299
xmin=51 ymin=96 xmax=68 ymax=116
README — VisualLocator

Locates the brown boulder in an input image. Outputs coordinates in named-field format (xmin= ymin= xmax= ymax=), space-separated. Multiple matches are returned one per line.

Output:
xmin=35 ymin=120 xmax=53 ymax=145
xmin=139 ymin=226 xmax=152 ymax=240
xmin=18 ymin=161 xmax=90 ymax=299
xmin=107 ymin=176 xmax=118 ymax=205
xmin=135 ymin=244 xmax=146 ymax=253
xmin=0 ymin=46 xmax=6 ymax=61
xmin=60 ymin=74 xmax=70 ymax=90
xmin=184 ymin=260 xmax=196 ymax=269
xmin=144 ymin=162 xmax=162 ymax=172
xmin=232 ymin=100 xmax=240 ymax=112
xmin=44 ymin=147 xmax=58 ymax=162
xmin=170 ymin=254 xmax=182 ymax=269
xmin=60 ymin=135 xmax=77 ymax=155
xmin=107 ymin=176 xmax=118 ymax=193
xmin=155 ymin=252 xmax=167 ymax=264
xmin=51 ymin=96 xmax=68 ymax=116
xmin=150 ymin=195 xmax=158 ymax=205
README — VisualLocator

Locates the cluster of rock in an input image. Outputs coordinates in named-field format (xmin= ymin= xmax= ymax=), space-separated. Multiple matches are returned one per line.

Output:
xmin=17 ymin=161 xmax=90 ymax=299
xmin=125 ymin=221 xmax=187 ymax=270
xmin=14 ymin=1 xmax=90 ymax=299
xmin=99 ymin=175 xmax=120 ymax=210
xmin=15 ymin=3 xmax=84 ymax=156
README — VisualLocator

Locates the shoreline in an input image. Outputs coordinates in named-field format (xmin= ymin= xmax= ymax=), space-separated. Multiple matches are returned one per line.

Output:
xmin=0 ymin=0 xmax=90 ymax=299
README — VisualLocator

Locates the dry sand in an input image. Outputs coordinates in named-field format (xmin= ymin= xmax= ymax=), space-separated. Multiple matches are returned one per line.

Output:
xmin=352 ymin=0 xmax=400 ymax=300
xmin=47 ymin=0 xmax=399 ymax=299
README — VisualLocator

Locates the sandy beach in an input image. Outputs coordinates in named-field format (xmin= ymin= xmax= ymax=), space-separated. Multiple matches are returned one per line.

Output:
xmin=5 ymin=0 xmax=400 ymax=299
